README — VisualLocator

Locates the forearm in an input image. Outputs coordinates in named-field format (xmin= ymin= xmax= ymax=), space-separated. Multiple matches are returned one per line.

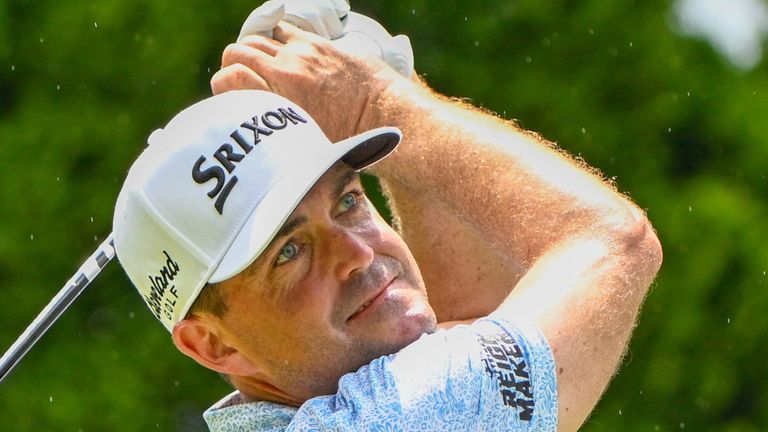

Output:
xmin=365 ymin=76 xmax=640 ymax=256
xmin=378 ymin=188 xmax=525 ymax=322
xmin=361 ymin=76 xmax=649 ymax=313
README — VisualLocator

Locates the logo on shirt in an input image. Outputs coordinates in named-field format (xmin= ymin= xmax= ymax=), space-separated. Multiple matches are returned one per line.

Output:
xmin=479 ymin=332 xmax=535 ymax=421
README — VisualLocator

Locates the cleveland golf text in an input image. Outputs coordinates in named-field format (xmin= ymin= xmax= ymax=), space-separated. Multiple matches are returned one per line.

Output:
xmin=145 ymin=250 xmax=180 ymax=321
xmin=191 ymin=107 xmax=307 ymax=214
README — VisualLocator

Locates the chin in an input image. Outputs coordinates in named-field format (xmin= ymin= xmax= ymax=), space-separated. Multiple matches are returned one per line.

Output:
xmin=395 ymin=304 xmax=438 ymax=345
xmin=350 ymin=312 xmax=435 ymax=372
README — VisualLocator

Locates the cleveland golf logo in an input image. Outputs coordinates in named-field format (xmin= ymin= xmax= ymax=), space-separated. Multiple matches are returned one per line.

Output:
xmin=191 ymin=107 xmax=307 ymax=214
xmin=144 ymin=250 xmax=180 ymax=321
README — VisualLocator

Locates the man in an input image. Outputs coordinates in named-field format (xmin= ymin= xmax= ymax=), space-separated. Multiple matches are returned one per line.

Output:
xmin=113 ymin=5 xmax=662 ymax=432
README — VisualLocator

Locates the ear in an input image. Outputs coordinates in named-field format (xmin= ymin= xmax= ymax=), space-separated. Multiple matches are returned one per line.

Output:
xmin=171 ymin=316 xmax=260 ymax=377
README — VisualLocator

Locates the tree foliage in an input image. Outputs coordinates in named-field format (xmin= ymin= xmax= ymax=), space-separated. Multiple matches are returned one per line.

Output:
xmin=1 ymin=0 xmax=766 ymax=430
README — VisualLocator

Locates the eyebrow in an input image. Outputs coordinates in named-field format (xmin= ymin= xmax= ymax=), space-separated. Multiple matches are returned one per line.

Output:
xmin=333 ymin=168 xmax=360 ymax=201
xmin=274 ymin=215 xmax=308 ymax=240
xmin=271 ymin=168 xmax=360 ymax=243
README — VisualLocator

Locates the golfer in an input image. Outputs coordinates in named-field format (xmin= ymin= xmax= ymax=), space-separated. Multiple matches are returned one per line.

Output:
xmin=112 ymin=5 xmax=662 ymax=431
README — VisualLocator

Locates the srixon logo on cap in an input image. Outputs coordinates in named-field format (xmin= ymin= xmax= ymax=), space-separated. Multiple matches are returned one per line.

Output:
xmin=191 ymin=107 xmax=307 ymax=214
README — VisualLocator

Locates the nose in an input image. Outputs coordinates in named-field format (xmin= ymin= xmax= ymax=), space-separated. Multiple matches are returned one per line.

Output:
xmin=326 ymin=226 xmax=375 ymax=281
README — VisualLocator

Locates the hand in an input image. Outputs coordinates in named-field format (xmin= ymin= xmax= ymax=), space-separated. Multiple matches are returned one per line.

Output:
xmin=212 ymin=22 xmax=405 ymax=141
xmin=236 ymin=0 xmax=414 ymax=77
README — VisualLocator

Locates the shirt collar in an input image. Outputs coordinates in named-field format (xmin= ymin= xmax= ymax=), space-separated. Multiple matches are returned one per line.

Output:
xmin=204 ymin=390 xmax=298 ymax=432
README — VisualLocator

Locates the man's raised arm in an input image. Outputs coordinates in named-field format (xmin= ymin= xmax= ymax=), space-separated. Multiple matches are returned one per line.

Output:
xmin=361 ymin=69 xmax=662 ymax=431
xmin=211 ymin=21 xmax=662 ymax=431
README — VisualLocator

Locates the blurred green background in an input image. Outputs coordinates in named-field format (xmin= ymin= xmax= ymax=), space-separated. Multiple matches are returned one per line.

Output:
xmin=1 ymin=0 xmax=767 ymax=430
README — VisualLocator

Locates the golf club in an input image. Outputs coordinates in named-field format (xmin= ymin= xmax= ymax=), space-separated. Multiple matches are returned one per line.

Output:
xmin=0 ymin=233 xmax=116 ymax=385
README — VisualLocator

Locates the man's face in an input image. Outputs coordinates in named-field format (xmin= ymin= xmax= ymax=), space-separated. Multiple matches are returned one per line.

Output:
xmin=212 ymin=162 xmax=437 ymax=401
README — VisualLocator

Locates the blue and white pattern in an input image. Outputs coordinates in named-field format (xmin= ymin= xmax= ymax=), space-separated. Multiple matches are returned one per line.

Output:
xmin=204 ymin=318 xmax=557 ymax=431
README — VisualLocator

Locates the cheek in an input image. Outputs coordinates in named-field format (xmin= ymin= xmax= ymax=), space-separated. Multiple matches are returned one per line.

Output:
xmin=227 ymin=298 xmax=322 ymax=358
xmin=224 ymin=286 xmax=304 ymax=341
xmin=376 ymin=221 xmax=421 ymax=272
xmin=264 ymin=258 xmax=328 ymax=314
xmin=273 ymin=276 xmax=338 ymax=326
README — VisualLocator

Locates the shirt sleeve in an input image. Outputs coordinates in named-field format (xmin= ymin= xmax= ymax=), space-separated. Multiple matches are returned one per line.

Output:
xmin=288 ymin=317 xmax=558 ymax=431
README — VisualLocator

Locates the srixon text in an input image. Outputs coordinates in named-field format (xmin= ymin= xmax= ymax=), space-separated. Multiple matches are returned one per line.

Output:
xmin=191 ymin=107 xmax=307 ymax=214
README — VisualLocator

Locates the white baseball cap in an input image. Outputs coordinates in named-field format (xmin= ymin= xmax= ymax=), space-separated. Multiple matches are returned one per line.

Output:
xmin=113 ymin=90 xmax=400 ymax=331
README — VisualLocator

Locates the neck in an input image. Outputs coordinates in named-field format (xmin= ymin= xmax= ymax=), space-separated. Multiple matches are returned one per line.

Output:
xmin=229 ymin=374 xmax=304 ymax=407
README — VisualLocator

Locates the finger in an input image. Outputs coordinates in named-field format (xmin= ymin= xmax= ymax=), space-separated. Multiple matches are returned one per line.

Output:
xmin=211 ymin=63 xmax=271 ymax=95
xmin=220 ymin=42 xmax=277 ymax=74
xmin=238 ymin=34 xmax=284 ymax=57
xmin=272 ymin=21 xmax=320 ymax=44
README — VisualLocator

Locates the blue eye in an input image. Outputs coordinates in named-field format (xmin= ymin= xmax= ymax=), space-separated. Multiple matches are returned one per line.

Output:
xmin=340 ymin=193 xmax=358 ymax=211
xmin=275 ymin=242 xmax=299 ymax=265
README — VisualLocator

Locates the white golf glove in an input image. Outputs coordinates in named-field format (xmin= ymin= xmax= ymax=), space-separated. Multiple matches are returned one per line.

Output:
xmin=237 ymin=0 xmax=414 ymax=78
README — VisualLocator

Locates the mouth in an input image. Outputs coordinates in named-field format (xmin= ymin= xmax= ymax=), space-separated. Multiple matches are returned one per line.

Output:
xmin=347 ymin=277 xmax=395 ymax=322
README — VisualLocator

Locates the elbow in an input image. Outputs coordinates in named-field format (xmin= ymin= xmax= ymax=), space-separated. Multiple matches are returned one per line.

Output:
xmin=641 ymin=218 xmax=663 ymax=270
xmin=611 ymin=204 xmax=663 ymax=280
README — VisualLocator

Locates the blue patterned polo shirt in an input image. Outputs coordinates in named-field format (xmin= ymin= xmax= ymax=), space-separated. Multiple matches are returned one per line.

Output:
xmin=204 ymin=317 xmax=558 ymax=431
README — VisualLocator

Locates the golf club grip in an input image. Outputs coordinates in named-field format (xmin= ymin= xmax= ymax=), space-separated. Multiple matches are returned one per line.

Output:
xmin=0 ymin=233 xmax=116 ymax=385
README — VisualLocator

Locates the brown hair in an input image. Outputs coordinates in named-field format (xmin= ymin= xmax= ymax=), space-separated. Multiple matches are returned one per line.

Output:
xmin=186 ymin=282 xmax=229 ymax=318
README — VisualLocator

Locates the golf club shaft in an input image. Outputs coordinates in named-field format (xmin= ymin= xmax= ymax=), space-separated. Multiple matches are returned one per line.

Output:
xmin=0 ymin=233 xmax=116 ymax=385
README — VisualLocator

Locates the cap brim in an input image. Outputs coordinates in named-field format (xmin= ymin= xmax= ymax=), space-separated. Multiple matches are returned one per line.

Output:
xmin=207 ymin=127 xmax=401 ymax=284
